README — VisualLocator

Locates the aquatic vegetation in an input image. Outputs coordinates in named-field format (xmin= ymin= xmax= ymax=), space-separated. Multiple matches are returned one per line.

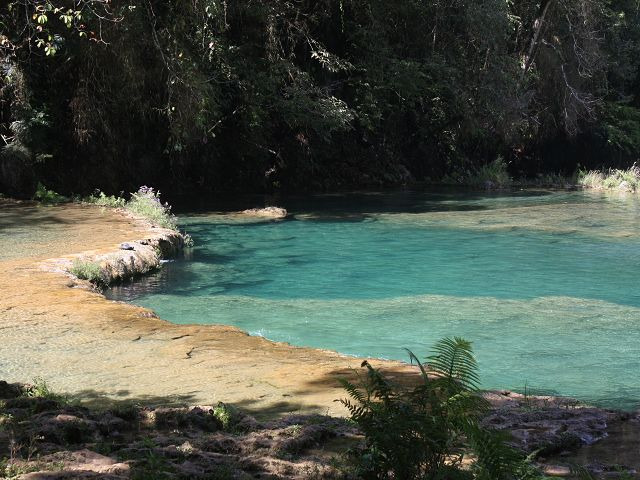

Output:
xmin=69 ymin=258 xmax=105 ymax=286
xmin=577 ymin=165 xmax=640 ymax=192
xmin=183 ymin=232 xmax=194 ymax=248
xmin=33 ymin=183 xmax=67 ymax=204
xmin=340 ymin=337 xmax=542 ymax=479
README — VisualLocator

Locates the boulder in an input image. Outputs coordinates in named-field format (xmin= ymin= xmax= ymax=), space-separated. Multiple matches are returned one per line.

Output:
xmin=0 ymin=380 xmax=23 ymax=399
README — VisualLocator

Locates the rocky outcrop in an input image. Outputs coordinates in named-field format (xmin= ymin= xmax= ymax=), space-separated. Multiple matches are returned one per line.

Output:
xmin=240 ymin=206 xmax=288 ymax=219
xmin=45 ymin=225 xmax=185 ymax=288
xmin=1 ymin=384 xmax=350 ymax=480
xmin=3 ymin=379 xmax=639 ymax=479
xmin=97 ymin=229 xmax=184 ymax=285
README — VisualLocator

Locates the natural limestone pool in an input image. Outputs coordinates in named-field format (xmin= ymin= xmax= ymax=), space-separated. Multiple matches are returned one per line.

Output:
xmin=106 ymin=189 xmax=640 ymax=409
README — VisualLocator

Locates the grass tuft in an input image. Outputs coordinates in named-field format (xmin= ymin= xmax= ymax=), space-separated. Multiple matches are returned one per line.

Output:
xmin=577 ymin=164 xmax=640 ymax=192
xmin=70 ymin=258 xmax=105 ymax=285
xmin=212 ymin=403 xmax=243 ymax=431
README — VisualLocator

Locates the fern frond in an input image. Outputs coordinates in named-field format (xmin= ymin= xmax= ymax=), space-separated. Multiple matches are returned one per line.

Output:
xmin=428 ymin=337 xmax=480 ymax=391
xmin=405 ymin=348 xmax=431 ymax=384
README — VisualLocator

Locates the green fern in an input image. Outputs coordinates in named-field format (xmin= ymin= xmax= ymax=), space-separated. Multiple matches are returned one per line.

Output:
xmin=428 ymin=337 xmax=481 ymax=391
xmin=339 ymin=337 xmax=546 ymax=479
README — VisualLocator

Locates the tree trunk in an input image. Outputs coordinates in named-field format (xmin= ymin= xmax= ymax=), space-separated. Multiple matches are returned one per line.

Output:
xmin=521 ymin=0 xmax=556 ymax=79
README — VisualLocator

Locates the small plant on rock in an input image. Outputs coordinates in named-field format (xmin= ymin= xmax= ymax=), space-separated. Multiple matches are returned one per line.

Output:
xmin=69 ymin=258 xmax=105 ymax=286
xmin=24 ymin=377 xmax=68 ymax=405
xmin=126 ymin=186 xmax=177 ymax=230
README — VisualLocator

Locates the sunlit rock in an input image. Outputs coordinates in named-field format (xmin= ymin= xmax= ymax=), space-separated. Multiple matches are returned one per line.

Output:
xmin=240 ymin=206 xmax=288 ymax=218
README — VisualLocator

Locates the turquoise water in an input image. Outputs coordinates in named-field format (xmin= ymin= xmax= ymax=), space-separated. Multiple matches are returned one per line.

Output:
xmin=107 ymin=190 xmax=640 ymax=409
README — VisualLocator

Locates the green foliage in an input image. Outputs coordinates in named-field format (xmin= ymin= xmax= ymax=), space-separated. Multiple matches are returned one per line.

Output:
xmin=69 ymin=258 xmax=105 ymax=285
xmin=33 ymin=183 xmax=67 ymax=204
xmin=83 ymin=190 xmax=126 ymax=208
xmin=3 ymin=0 xmax=120 ymax=57
xmin=125 ymin=186 xmax=177 ymax=230
xmin=1 ymin=0 xmax=638 ymax=193
xmin=340 ymin=337 xmax=544 ymax=479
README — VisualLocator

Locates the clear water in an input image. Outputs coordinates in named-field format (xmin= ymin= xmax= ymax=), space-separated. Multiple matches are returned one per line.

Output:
xmin=106 ymin=189 xmax=640 ymax=409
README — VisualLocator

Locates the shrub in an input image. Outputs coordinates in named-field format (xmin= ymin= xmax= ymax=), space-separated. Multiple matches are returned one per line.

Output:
xmin=125 ymin=186 xmax=177 ymax=230
xmin=69 ymin=258 xmax=105 ymax=285
xmin=340 ymin=337 xmax=543 ymax=479
xmin=33 ymin=182 xmax=67 ymax=204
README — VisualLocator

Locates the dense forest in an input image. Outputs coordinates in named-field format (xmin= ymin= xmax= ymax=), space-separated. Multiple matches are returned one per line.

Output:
xmin=0 ymin=0 xmax=639 ymax=196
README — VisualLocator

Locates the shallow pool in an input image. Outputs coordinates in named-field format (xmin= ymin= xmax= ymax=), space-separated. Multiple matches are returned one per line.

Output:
xmin=107 ymin=189 xmax=640 ymax=409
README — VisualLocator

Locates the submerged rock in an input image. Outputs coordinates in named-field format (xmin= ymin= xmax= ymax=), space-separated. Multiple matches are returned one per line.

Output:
xmin=240 ymin=206 xmax=288 ymax=219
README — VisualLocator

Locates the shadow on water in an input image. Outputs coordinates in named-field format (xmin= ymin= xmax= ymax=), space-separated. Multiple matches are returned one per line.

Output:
xmin=0 ymin=202 xmax=72 ymax=229
xmin=171 ymin=187 xmax=559 ymax=217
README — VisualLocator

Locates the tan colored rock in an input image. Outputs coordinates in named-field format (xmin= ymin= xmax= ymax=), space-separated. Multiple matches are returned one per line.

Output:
xmin=240 ymin=206 xmax=288 ymax=218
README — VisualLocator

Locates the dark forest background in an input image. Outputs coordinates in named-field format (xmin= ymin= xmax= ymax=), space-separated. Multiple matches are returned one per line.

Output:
xmin=1 ymin=0 xmax=639 ymax=197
